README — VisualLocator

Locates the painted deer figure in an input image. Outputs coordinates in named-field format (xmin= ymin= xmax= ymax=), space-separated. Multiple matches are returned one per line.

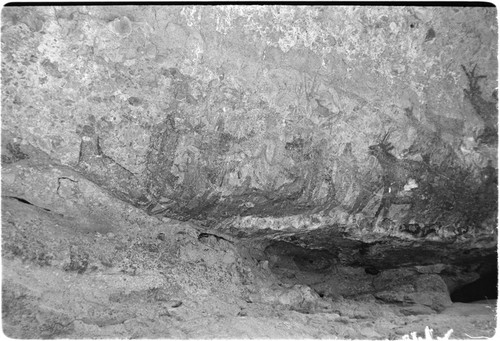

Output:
xmin=368 ymin=132 xmax=429 ymax=219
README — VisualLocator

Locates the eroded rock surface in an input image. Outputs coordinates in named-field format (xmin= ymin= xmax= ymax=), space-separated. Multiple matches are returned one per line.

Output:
xmin=1 ymin=157 xmax=497 ymax=338
xmin=2 ymin=6 xmax=497 ymax=223
xmin=1 ymin=4 xmax=498 ymax=339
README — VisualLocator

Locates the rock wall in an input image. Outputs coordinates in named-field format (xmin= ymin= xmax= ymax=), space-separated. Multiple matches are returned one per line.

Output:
xmin=2 ymin=6 xmax=497 ymax=230
xmin=1 ymin=6 xmax=498 ymax=339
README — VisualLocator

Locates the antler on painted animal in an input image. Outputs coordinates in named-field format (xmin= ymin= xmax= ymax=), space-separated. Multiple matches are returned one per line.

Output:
xmin=368 ymin=131 xmax=429 ymax=219
xmin=368 ymin=130 xmax=398 ymax=168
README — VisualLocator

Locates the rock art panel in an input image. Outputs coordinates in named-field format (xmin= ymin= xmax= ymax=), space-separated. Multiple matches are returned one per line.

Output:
xmin=1 ymin=6 xmax=498 ymax=338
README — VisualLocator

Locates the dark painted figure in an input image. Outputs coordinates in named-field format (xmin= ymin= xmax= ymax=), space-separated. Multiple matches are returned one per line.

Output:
xmin=368 ymin=132 xmax=428 ymax=219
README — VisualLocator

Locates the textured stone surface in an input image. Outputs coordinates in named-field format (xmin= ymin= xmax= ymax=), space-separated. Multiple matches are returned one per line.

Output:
xmin=373 ymin=270 xmax=452 ymax=312
xmin=1 ymin=173 xmax=496 ymax=338
xmin=2 ymin=6 xmax=497 ymax=227
xmin=1 ymin=5 xmax=498 ymax=339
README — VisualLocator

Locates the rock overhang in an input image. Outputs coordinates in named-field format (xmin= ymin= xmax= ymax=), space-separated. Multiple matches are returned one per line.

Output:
xmin=1 ymin=4 xmax=498 ymax=309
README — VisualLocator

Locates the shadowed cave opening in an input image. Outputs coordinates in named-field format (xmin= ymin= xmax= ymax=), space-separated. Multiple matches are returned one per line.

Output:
xmin=450 ymin=255 xmax=498 ymax=303
xmin=264 ymin=240 xmax=499 ymax=304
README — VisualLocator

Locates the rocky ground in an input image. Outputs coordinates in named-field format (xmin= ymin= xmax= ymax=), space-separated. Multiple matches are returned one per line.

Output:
xmin=1 ymin=158 xmax=497 ymax=339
